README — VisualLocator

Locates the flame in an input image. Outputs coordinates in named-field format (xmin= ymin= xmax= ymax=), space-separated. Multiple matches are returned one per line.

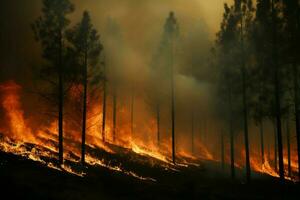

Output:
xmin=251 ymin=157 xmax=279 ymax=178
xmin=0 ymin=81 xmax=34 ymax=142
xmin=2 ymin=80 xmax=298 ymax=183
xmin=0 ymin=81 xmax=159 ymax=180
xmin=131 ymin=141 xmax=170 ymax=163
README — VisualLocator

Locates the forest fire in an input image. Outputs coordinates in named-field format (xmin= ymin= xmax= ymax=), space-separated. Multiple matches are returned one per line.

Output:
xmin=1 ymin=81 xmax=299 ymax=181
xmin=0 ymin=81 xmax=161 ymax=180
xmin=0 ymin=79 xmax=215 ymax=179
xmin=1 ymin=0 xmax=300 ymax=199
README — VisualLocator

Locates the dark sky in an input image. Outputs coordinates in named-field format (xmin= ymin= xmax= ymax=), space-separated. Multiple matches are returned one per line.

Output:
xmin=0 ymin=0 xmax=40 ymax=82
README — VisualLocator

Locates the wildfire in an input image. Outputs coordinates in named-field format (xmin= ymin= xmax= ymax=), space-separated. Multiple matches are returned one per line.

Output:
xmin=3 ymin=80 xmax=294 ymax=183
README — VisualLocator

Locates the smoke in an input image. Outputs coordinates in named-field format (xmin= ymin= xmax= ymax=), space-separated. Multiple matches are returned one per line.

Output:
xmin=0 ymin=0 xmax=233 ymax=160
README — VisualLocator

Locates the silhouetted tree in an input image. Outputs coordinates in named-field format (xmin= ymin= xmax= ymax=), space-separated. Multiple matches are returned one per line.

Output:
xmin=235 ymin=0 xmax=255 ymax=182
xmin=67 ymin=11 xmax=103 ymax=164
xmin=32 ymin=0 xmax=75 ymax=165
xmin=215 ymin=3 xmax=239 ymax=179
xmin=163 ymin=12 xmax=179 ymax=164
xmin=270 ymin=0 xmax=285 ymax=182
xmin=215 ymin=1 xmax=254 ymax=180
xmin=191 ymin=111 xmax=195 ymax=154
xmin=282 ymin=0 xmax=300 ymax=179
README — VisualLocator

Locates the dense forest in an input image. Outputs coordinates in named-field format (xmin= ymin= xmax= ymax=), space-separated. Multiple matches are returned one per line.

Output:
xmin=0 ymin=0 xmax=300 ymax=199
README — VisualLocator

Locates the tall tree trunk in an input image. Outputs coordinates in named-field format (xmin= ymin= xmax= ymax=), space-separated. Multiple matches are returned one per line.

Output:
xmin=156 ymin=103 xmax=160 ymax=146
xmin=242 ymin=66 xmax=251 ymax=182
xmin=294 ymin=2 xmax=300 ymax=181
xmin=203 ymin=119 xmax=207 ymax=144
xmin=259 ymin=79 xmax=265 ymax=166
xmin=293 ymin=62 xmax=300 ymax=179
xmin=229 ymin=84 xmax=235 ymax=179
xmin=272 ymin=0 xmax=284 ymax=182
xmin=191 ymin=112 xmax=195 ymax=154
xmin=267 ymin=138 xmax=271 ymax=162
xmin=260 ymin=120 xmax=265 ymax=166
xmin=241 ymin=19 xmax=251 ymax=182
xmin=230 ymin=118 xmax=235 ymax=179
xmin=273 ymin=122 xmax=278 ymax=171
xmin=274 ymin=64 xmax=284 ymax=182
xmin=81 ymin=50 xmax=88 ymax=165
xmin=102 ymin=65 xmax=107 ymax=142
xmin=286 ymin=119 xmax=291 ymax=177
xmin=58 ymin=29 xmax=64 ymax=166
xmin=221 ymin=131 xmax=225 ymax=170
xmin=170 ymin=39 xmax=176 ymax=164
xmin=130 ymin=86 xmax=134 ymax=137
xmin=113 ymin=88 xmax=117 ymax=142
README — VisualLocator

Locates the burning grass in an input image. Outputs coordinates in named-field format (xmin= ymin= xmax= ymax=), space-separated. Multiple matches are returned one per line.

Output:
xmin=0 ymin=80 xmax=299 ymax=183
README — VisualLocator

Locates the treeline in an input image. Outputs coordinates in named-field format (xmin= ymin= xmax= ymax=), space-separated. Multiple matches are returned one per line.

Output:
xmin=214 ymin=0 xmax=300 ymax=182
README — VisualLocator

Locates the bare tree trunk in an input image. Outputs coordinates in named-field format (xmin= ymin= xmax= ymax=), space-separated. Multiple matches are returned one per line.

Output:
xmin=272 ymin=0 xmax=284 ymax=182
xmin=102 ymin=65 xmax=107 ymax=142
xmin=191 ymin=112 xmax=195 ymax=154
xmin=203 ymin=119 xmax=207 ymax=144
xmin=274 ymin=66 xmax=284 ymax=181
xmin=58 ymin=29 xmax=64 ymax=166
xmin=273 ymin=122 xmax=278 ymax=171
xmin=81 ymin=50 xmax=88 ymax=165
xmin=286 ymin=119 xmax=291 ymax=177
xmin=130 ymin=86 xmax=134 ymax=137
xmin=221 ymin=131 xmax=225 ymax=170
xmin=156 ymin=103 xmax=160 ymax=146
xmin=241 ymin=19 xmax=251 ymax=182
xmin=292 ymin=0 xmax=300 ymax=180
xmin=268 ymin=138 xmax=271 ymax=162
xmin=293 ymin=62 xmax=300 ymax=179
xmin=242 ymin=64 xmax=251 ymax=182
xmin=230 ymin=120 xmax=235 ymax=179
xmin=170 ymin=40 xmax=176 ymax=164
xmin=229 ymin=84 xmax=235 ymax=179
xmin=260 ymin=120 xmax=265 ymax=166
xmin=113 ymin=88 xmax=117 ymax=142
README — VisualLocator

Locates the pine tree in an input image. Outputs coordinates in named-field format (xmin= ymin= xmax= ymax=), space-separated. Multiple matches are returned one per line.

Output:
xmin=282 ymin=0 xmax=300 ymax=180
xmin=67 ymin=11 xmax=103 ymax=164
xmin=163 ymin=12 xmax=179 ymax=164
xmin=32 ymin=0 xmax=74 ymax=165
xmin=215 ymin=1 xmax=254 ymax=180
xmin=271 ymin=0 xmax=285 ymax=182
xmin=236 ymin=0 xmax=255 ymax=182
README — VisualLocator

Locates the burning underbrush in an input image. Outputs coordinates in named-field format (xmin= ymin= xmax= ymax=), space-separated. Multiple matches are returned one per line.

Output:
xmin=0 ymin=81 xmax=209 ymax=177
xmin=1 ymin=80 xmax=298 ymax=183
xmin=0 ymin=133 xmax=155 ymax=180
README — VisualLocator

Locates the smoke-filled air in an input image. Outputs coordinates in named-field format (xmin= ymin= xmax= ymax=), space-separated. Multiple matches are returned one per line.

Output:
xmin=0 ymin=0 xmax=300 ymax=199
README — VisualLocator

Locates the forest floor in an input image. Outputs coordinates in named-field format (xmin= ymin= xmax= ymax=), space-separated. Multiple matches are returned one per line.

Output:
xmin=0 ymin=139 xmax=299 ymax=200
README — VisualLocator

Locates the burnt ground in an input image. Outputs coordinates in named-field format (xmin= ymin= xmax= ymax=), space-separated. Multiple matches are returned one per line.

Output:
xmin=0 ymin=143 xmax=299 ymax=200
